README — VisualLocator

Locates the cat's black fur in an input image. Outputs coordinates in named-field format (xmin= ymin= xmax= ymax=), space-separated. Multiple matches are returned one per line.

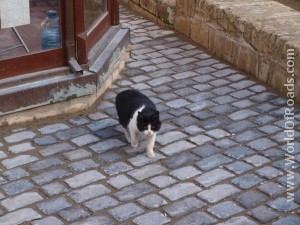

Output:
xmin=116 ymin=89 xmax=161 ymax=132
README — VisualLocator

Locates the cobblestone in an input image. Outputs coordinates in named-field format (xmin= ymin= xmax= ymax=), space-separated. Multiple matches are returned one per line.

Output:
xmin=1 ymin=192 xmax=43 ymax=211
xmin=160 ymin=183 xmax=201 ymax=201
xmin=198 ymin=184 xmax=240 ymax=203
xmin=58 ymin=207 xmax=89 ymax=222
xmin=133 ymin=211 xmax=170 ymax=225
xmin=65 ymin=170 xmax=106 ymax=188
xmin=208 ymin=201 xmax=243 ymax=219
xmin=109 ymin=203 xmax=144 ymax=221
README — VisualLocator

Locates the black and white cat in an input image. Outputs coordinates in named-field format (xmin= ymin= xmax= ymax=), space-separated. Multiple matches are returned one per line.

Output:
xmin=116 ymin=89 xmax=161 ymax=158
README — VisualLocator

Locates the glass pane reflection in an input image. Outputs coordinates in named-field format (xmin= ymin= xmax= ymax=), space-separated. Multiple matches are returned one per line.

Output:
xmin=84 ymin=0 xmax=107 ymax=31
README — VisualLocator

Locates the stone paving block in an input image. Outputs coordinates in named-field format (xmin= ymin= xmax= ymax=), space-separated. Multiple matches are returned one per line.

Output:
xmin=267 ymin=197 xmax=299 ymax=213
xmin=210 ymin=104 xmax=237 ymax=115
xmin=231 ymin=130 xmax=265 ymax=143
xmin=225 ymin=161 xmax=253 ymax=175
xmin=128 ymin=164 xmax=166 ymax=181
xmin=90 ymin=139 xmax=126 ymax=154
xmin=38 ymin=123 xmax=69 ymax=134
xmin=166 ymin=99 xmax=190 ymax=108
xmin=235 ymin=191 xmax=267 ymax=208
xmin=0 ymin=151 xmax=7 ymax=159
xmin=41 ymin=182 xmax=68 ymax=197
xmin=97 ymin=151 xmax=124 ymax=164
xmin=65 ymin=170 xmax=105 ymax=188
xmin=87 ymin=112 xmax=108 ymax=120
xmin=69 ymin=117 xmax=90 ymax=126
xmin=96 ymin=129 xmax=120 ymax=139
xmin=198 ymin=184 xmax=240 ymax=203
xmin=224 ymin=147 xmax=254 ymax=159
xmin=224 ymin=120 xmax=256 ymax=133
xmin=32 ymin=216 xmax=63 ymax=225
xmin=69 ymin=159 xmax=99 ymax=172
xmin=59 ymin=207 xmax=89 ymax=222
xmin=231 ymin=99 xmax=254 ymax=108
xmin=195 ymin=168 xmax=234 ymax=187
xmin=187 ymin=100 xmax=216 ymax=112
xmin=127 ymin=153 xmax=165 ymax=167
xmin=33 ymin=136 xmax=58 ymax=146
xmin=56 ymin=128 xmax=88 ymax=141
xmin=4 ymin=131 xmax=36 ymax=143
xmin=71 ymin=134 xmax=100 ymax=146
xmin=156 ymin=131 xmax=187 ymax=145
xmin=272 ymin=216 xmax=300 ymax=225
xmin=71 ymin=215 xmax=113 ymax=225
xmin=148 ymin=76 xmax=173 ymax=86
xmin=68 ymin=184 xmax=110 ymax=203
xmin=206 ymin=129 xmax=230 ymax=139
xmin=231 ymin=174 xmax=262 ymax=189
xmin=163 ymin=197 xmax=205 ymax=218
xmin=160 ymin=140 xmax=195 ymax=156
xmin=84 ymin=195 xmax=119 ymax=212
xmin=195 ymin=154 xmax=232 ymax=171
xmin=1 ymin=179 xmax=34 ymax=196
xmin=2 ymin=168 xmax=29 ymax=181
xmin=208 ymin=201 xmax=243 ymax=219
xmin=159 ymin=182 xmax=201 ymax=201
xmin=63 ymin=149 xmax=92 ymax=161
xmin=173 ymin=212 xmax=216 ymax=225
xmin=200 ymin=117 xmax=231 ymax=130
xmin=107 ymin=174 xmax=135 ymax=189
xmin=163 ymin=152 xmax=199 ymax=170
xmin=103 ymin=162 xmax=133 ymax=176
xmin=1 ymin=191 xmax=43 ymax=211
xmin=137 ymin=194 xmax=167 ymax=209
xmin=87 ymin=118 xmax=118 ymax=131
xmin=170 ymin=166 xmax=201 ymax=180
xmin=8 ymin=142 xmax=35 ymax=154
xmin=27 ymin=157 xmax=64 ymax=172
xmin=250 ymin=115 xmax=275 ymax=125
xmin=248 ymin=206 xmax=279 ymax=223
xmin=38 ymin=197 xmax=71 ymax=215
xmin=258 ymin=125 xmax=282 ymax=134
xmin=133 ymin=211 xmax=171 ymax=225
xmin=217 ymin=216 xmax=258 ymax=225
xmin=258 ymin=182 xmax=286 ymax=197
xmin=255 ymin=166 xmax=283 ymax=179
xmin=172 ymin=116 xmax=199 ymax=127
xmin=189 ymin=134 xmax=212 ymax=146
xmin=32 ymin=169 xmax=71 ymax=185
xmin=192 ymin=144 xmax=221 ymax=157
xmin=244 ymin=155 xmax=271 ymax=167
xmin=39 ymin=143 xmax=75 ymax=157
xmin=2 ymin=155 xmax=38 ymax=169
xmin=187 ymin=92 xmax=216 ymax=102
xmin=108 ymin=203 xmax=144 ymax=222
xmin=183 ymin=125 xmax=204 ymax=135
xmin=0 ymin=208 xmax=41 ymax=225
xmin=229 ymin=109 xmax=258 ymax=120
xmin=246 ymin=138 xmax=277 ymax=151
xmin=114 ymin=183 xmax=155 ymax=202
xmin=149 ymin=175 xmax=177 ymax=188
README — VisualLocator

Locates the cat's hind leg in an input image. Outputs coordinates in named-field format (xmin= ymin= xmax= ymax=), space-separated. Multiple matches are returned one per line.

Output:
xmin=146 ymin=133 xmax=156 ymax=158
xmin=124 ymin=128 xmax=131 ymax=143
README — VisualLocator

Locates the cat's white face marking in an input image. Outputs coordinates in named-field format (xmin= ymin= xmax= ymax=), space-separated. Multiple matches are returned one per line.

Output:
xmin=144 ymin=124 xmax=154 ymax=136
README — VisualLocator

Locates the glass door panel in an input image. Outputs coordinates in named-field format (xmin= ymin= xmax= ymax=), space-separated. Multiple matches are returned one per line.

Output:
xmin=84 ymin=0 xmax=107 ymax=31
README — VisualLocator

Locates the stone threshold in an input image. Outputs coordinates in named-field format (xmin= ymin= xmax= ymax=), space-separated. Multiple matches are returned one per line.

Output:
xmin=0 ymin=25 xmax=130 ymax=127
xmin=121 ymin=0 xmax=300 ymax=102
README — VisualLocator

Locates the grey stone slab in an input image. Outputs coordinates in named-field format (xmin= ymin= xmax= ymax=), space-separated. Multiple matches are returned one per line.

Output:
xmin=208 ymin=201 xmax=243 ymax=219
xmin=58 ymin=207 xmax=90 ymax=222
xmin=231 ymin=174 xmax=262 ymax=189
xmin=173 ymin=212 xmax=216 ymax=225
xmin=258 ymin=182 xmax=286 ymax=197
xmin=189 ymin=134 xmax=213 ymax=146
xmin=225 ymin=161 xmax=253 ymax=175
xmin=63 ymin=149 xmax=92 ymax=161
xmin=133 ymin=211 xmax=171 ymax=225
xmin=107 ymin=174 xmax=135 ymax=189
xmin=159 ymin=182 xmax=201 ymax=201
xmin=71 ymin=134 xmax=100 ymax=146
xmin=149 ymin=175 xmax=177 ymax=188
xmin=244 ymin=155 xmax=271 ymax=167
xmin=114 ymin=183 xmax=155 ymax=202
xmin=84 ymin=195 xmax=119 ymax=212
xmin=217 ymin=216 xmax=258 ymax=225
xmin=164 ymin=197 xmax=205 ymax=218
xmin=27 ymin=157 xmax=64 ymax=172
xmin=229 ymin=109 xmax=258 ymax=120
xmin=195 ymin=168 xmax=234 ymax=187
xmin=103 ymin=162 xmax=133 ymax=176
xmin=33 ymin=136 xmax=58 ymax=146
xmin=197 ymin=184 xmax=240 ymax=203
xmin=2 ymin=168 xmax=29 ymax=181
xmin=248 ymin=206 xmax=279 ymax=223
xmin=108 ymin=203 xmax=144 ymax=221
xmin=56 ymin=128 xmax=89 ymax=140
xmin=235 ymin=191 xmax=267 ymax=208
xmin=90 ymin=139 xmax=126 ymax=154
xmin=156 ymin=131 xmax=187 ymax=145
xmin=192 ymin=144 xmax=221 ymax=157
xmin=38 ymin=123 xmax=69 ymax=134
xmin=71 ymin=216 xmax=113 ymax=225
xmin=69 ymin=159 xmax=99 ymax=172
xmin=231 ymin=130 xmax=265 ymax=143
xmin=0 ymin=208 xmax=41 ymax=225
xmin=224 ymin=147 xmax=254 ymax=159
xmin=4 ymin=131 xmax=36 ymax=143
xmin=68 ymin=184 xmax=110 ymax=203
xmin=127 ymin=153 xmax=165 ymax=167
xmin=2 ymin=155 xmax=38 ymax=169
xmin=41 ymin=182 xmax=68 ymax=197
xmin=65 ymin=170 xmax=106 ymax=188
xmin=137 ymin=194 xmax=168 ymax=209
xmin=255 ymin=166 xmax=283 ymax=179
xmin=195 ymin=154 xmax=232 ymax=171
xmin=267 ymin=197 xmax=299 ymax=212
xmin=39 ymin=143 xmax=75 ymax=157
xmin=38 ymin=197 xmax=72 ymax=215
xmin=32 ymin=216 xmax=64 ymax=225
xmin=1 ymin=179 xmax=34 ymax=196
xmin=170 ymin=166 xmax=201 ymax=180
xmin=87 ymin=118 xmax=118 ymax=131
xmin=224 ymin=120 xmax=256 ymax=133
xmin=8 ymin=142 xmax=35 ymax=154
xmin=160 ymin=140 xmax=195 ymax=156
xmin=162 ymin=152 xmax=200 ymax=169
xmin=272 ymin=216 xmax=300 ymax=225
xmin=128 ymin=164 xmax=167 ymax=180
xmin=69 ymin=117 xmax=90 ymax=126
xmin=1 ymin=192 xmax=43 ymax=211
xmin=32 ymin=169 xmax=71 ymax=185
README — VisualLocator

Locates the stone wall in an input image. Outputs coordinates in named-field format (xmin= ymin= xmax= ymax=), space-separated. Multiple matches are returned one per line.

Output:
xmin=121 ymin=0 xmax=300 ymax=102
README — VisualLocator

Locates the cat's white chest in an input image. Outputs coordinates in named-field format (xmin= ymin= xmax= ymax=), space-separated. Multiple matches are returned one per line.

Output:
xmin=127 ymin=105 xmax=145 ymax=131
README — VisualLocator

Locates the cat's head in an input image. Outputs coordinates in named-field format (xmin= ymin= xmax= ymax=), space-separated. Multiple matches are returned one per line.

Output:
xmin=137 ymin=109 xmax=161 ymax=136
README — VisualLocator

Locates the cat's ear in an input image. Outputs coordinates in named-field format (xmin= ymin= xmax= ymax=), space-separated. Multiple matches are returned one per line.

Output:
xmin=152 ymin=111 xmax=159 ymax=119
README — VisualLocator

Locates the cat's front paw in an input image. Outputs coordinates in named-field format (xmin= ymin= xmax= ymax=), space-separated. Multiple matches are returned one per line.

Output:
xmin=131 ymin=140 xmax=138 ymax=148
xmin=147 ymin=151 xmax=156 ymax=158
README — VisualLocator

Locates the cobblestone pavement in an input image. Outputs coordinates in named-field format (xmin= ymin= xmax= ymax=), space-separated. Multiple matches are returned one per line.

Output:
xmin=0 ymin=6 xmax=300 ymax=225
